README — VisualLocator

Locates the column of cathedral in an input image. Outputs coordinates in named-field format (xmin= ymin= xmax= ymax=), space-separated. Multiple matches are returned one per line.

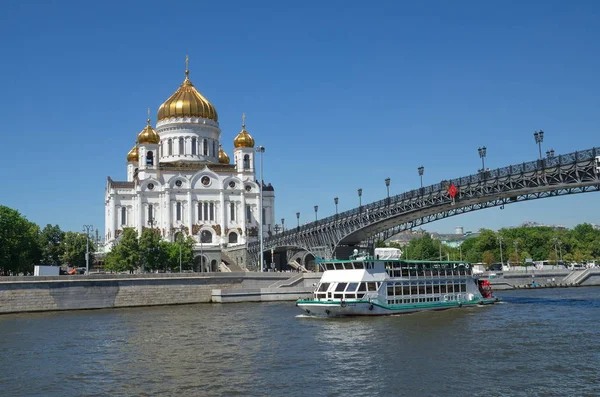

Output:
xmin=219 ymin=190 xmax=225 ymax=245
xmin=110 ymin=194 xmax=117 ymax=239
xmin=137 ymin=194 xmax=143 ymax=237
xmin=164 ymin=189 xmax=171 ymax=239
xmin=187 ymin=191 xmax=193 ymax=237
xmin=240 ymin=191 xmax=246 ymax=244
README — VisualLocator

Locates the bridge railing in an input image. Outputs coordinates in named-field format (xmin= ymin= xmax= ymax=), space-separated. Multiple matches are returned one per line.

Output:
xmin=271 ymin=147 xmax=599 ymax=239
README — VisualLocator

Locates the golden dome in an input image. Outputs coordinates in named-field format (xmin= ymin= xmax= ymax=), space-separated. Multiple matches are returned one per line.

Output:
xmin=157 ymin=61 xmax=218 ymax=122
xmin=126 ymin=145 xmax=139 ymax=162
xmin=233 ymin=114 xmax=255 ymax=148
xmin=137 ymin=117 xmax=160 ymax=144
xmin=218 ymin=144 xmax=230 ymax=164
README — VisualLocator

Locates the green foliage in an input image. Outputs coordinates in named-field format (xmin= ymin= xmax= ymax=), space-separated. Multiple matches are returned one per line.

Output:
xmin=0 ymin=205 xmax=40 ymax=275
xmin=105 ymin=228 xmax=140 ymax=273
xmin=386 ymin=223 xmax=600 ymax=264
xmin=482 ymin=250 xmax=495 ymax=266
xmin=39 ymin=224 xmax=64 ymax=266
xmin=139 ymin=228 xmax=166 ymax=272
xmin=61 ymin=231 xmax=93 ymax=268
xmin=164 ymin=235 xmax=195 ymax=272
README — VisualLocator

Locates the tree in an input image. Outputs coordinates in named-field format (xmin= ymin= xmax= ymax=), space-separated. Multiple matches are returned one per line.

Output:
xmin=482 ymin=250 xmax=495 ymax=267
xmin=165 ymin=235 xmax=195 ymax=272
xmin=139 ymin=228 xmax=166 ymax=272
xmin=61 ymin=231 xmax=92 ymax=268
xmin=0 ymin=205 xmax=40 ymax=275
xmin=105 ymin=228 xmax=140 ymax=273
xmin=39 ymin=224 xmax=64 ymax=266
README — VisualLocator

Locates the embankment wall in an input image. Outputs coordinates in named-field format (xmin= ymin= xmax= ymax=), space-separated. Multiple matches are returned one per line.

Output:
xmin=0 ymin=272 xmax=295 ymax=314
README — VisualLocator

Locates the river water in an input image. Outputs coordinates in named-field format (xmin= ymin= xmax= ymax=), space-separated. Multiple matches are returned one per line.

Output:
xmin=0 ymin=287 xmax=599 ymax=397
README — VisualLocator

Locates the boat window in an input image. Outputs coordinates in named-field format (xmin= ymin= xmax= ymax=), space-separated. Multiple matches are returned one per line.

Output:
xmin=394 ymin=284 xmax=402 ymax=296
xmin=335 ymin=263 xmax=344 ymax=270
xmin=354 ymin=262 xmax=364 ymax=269
xmin=317 ymin=283 xmax=330 ymax=292
xmin=402 ymin=285 xmax=410 ymax=295
xmin=447 ymin=283 xmax=454 ymax=293
xmin=346 ymin=283 xmax=359 ymax=292
xmin=367 ymin=282 xmax=377 ymax=291
xmin=357 ymin=283 xmax=366 ymax=292
xmin=335 ymin=283 xmax=347 ymax=292
xmin=387 ymin=285 xmax=394 ymax=296
xmin=426 ymin=282 xmax=433 ymax=295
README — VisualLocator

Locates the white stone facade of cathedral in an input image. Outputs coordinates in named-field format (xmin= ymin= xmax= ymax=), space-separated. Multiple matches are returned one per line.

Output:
xmin=104 ymin=65 xmax=275 ymax=271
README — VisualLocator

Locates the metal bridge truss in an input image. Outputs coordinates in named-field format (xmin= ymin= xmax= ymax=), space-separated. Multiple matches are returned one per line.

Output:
xmin=247 ymin=148 xmax=600 ymax=263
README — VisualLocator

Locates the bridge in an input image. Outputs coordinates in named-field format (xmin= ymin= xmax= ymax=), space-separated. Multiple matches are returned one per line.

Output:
xmin=241 ymin=147 xmax=600 ymax=269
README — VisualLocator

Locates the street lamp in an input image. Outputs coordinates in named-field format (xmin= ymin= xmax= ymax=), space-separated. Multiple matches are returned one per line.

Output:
xmin=274 ymin=224 xmax=280 ymax=234
xmin=385 ymin=178 xmax=391 ymax=204
xmin=418 ymin=166 xmax=424 ymax=189
xmin=83 ymin=224 xmax=94 ymax=274
xmin=478 ymin=146 xmax=487 ymax=172
xmin=546 ymin=149 xmax=555 ymax=158
xmin=314 ymin=205 xmax=318 ymax=221
xmin=281 ymin=218 xmax=285 ymax=232
xmin=534 ymin=130 xmax=544 ymax=159
xmin=334 ymin=197 xmax=339 ymax=215
xmin=296 ymin=212 xmax=300 ymax=230
xmin=257 ymin=145 xmax=266 ymax=272
xmin=358 ymin=188 xmax=362 ymax=208
xmin=498 ymin=236 xmax=504 ymax=266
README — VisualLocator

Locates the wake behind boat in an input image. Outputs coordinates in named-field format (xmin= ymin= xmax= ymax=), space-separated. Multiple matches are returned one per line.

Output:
xmin=296 ymin=248 xmax=499 ymax=317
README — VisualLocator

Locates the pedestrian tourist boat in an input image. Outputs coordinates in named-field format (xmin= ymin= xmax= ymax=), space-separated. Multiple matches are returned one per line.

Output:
xmin=297 ymin=248 xmax=498 ymax=317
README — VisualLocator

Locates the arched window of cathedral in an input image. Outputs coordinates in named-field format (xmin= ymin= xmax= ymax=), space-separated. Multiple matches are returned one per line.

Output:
xmin=213 ymin=141 xmax=216 ymax=157
xmin=176 ymin=202 xmax=182 ymax=221
xmin=146 ymin=151 xmax=154 ymax=166
xmin=191 ymin=137 xmax=197 ymax=155
xmin=179 ymin=137 xmax=184 ymax=155
xmin=230 ymin=202 xmax=235 ymax=221
xmin=148 ymin=204 xmax=153 ymax=225
xmin=201 ymin=230 xmax=212 ymax=244
xmin=203 ymin=139 xmax=208 ymax=156
xmin=168 ymin=139 xmax=173 ymax=156
xmin=197 ymin=202 xmax=202 ymax=221
xmin=209 ymin=203 xmax=215 ymax=221
xmin=243 ymin=155 xmax=250 ymax=170
xmin=228 ymin=232 xmax=238 ymax=243
xmin=121 ymin=207 xmax=127 ymax=225
xmin=160 ymin=141 xmax=164 ymax=157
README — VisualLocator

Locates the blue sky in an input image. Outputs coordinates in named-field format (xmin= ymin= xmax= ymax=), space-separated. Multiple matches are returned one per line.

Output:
xmin=1 ymin=0 xmax=599 ymax=235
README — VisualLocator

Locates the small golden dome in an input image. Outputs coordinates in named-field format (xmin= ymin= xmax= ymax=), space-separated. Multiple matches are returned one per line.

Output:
xmin=233 ymin=114 xmax=255 ymax=148
xmin=157 ymin=61 xmax=218 ymax=122
xmin=126 ymin=145 xmax=139 ymax=162
xmin=137 ymin=118 xmax=160 ymax=144
xmin=218 ymin=144 xmax=230 ymax=164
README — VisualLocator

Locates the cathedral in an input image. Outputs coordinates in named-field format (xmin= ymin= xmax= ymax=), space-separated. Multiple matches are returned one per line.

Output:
xmin=104 ymin=60 xmax=275 ymax=271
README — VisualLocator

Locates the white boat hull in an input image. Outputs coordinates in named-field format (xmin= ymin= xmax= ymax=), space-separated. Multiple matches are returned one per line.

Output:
xmin=297 ymin=298 xmax=498 ymax=317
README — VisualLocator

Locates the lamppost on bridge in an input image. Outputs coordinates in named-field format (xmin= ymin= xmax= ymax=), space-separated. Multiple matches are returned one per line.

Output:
xmin=546 ymin=149 xmax=555 ymax=158
xmin=533 ymin=130 xmax=544 ymax=159
xmin=358 ymin=188 xmax=362 ymax=209
xmin=314 ymin=205 xmax=318 ymax=222
xmin=274 ymin=224 xmax=280 ymax=234
xmin=334 ymin=197 xmax=339 ymax=216
xmin=257 ymin=145 xmax=266 ymax=272
xmin=385 ymin=178 xmax=391 ymax=204
xmin=281 ymin=218 xmax=285 ymax=232
xmin=296 ymin=212 xmax=300 ymax=231
xmin=478 ymin=146 xmax=487 ymax=173
xmin=83 ymin=224 xmax=93 ymax=274
xmin=418 ymin=166 xmax=424 ymax=189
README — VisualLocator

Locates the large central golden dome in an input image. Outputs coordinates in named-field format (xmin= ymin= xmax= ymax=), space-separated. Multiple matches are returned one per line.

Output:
xmin=157 ymin=66 xmax=218 ymax=122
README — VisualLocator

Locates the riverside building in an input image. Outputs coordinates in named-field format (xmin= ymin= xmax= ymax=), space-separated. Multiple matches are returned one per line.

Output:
xmin=104 ymin=61 xmax=275 ymax=271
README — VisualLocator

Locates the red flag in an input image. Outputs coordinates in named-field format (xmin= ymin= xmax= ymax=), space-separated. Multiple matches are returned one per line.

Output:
xmin=448 ymin=184 xmax=458 ymax=198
